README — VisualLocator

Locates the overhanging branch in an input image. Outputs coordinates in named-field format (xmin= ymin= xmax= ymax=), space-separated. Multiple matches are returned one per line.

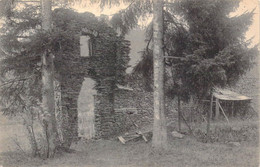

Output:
xmin=0 ymin=76 xmax=33 ymax=88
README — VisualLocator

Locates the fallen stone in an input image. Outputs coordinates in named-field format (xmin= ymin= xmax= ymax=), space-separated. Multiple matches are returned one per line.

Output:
xmin=171 ymin=131 xmax=184 ymax=139
xmin=118 ymin=136 xmax=126 ymax=144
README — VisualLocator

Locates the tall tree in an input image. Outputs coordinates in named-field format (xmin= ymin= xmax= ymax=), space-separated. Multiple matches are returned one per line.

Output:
xmin=41 ymin=0 xmax=58 ymax=158
xmin=109 ymin=0 xmax=168 ymax=150
xmin=0 ymin=0 xmax=59 ymax=157
xmin=0 ymin=1 xmax=43 ymax=156
xmin=133 ymin=0 xmax=258 ymax=102
xmin=165 ymin=0 xmax=258 ymax=100
xmin=1 ymin=0 xmax=58 ymax=157
xmin=152 ymin=0 xmax=168 ymax=150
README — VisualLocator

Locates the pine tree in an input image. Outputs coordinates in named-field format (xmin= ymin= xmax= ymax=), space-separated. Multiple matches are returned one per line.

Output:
xmin=164 ymin=0 xmax=258 ymax=100
xmin=109 ymin=0 xmax=168 ymax=150
xmin=133 ymin=0 xmax=258 ymax=102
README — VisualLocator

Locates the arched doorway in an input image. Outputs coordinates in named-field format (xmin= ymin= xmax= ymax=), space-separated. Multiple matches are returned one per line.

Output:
xmin=77 ymin=77 xmax=96 ymax=139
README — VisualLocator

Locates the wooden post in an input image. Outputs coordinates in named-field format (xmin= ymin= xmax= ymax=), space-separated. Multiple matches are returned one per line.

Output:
xmin=210 ymin=96 xmax=213 ymax=119
xmin=215 ymin=98 xmax=220 ymax=119
xmin=218 ymin=102 xmax=230 ymax=124
xmin=207 ymin=90 xmax=213 ymax=135
xmin=231 ymin=101 xmax=234 ymax=117
xmin=178 ymin=96 xmax=181 ymax=132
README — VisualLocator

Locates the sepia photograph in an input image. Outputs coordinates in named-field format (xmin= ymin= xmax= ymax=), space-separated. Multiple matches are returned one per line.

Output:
xmin=0 ymin=0 xmax=259 ymax=166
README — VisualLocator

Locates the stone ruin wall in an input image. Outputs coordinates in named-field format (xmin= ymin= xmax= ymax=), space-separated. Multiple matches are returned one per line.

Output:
xmin=113 ymin=89 xmax=154 ymax=134
xmin=92 ymin=88 xmax=153 ymax=139
xmin=101 ymin=88 xmax=176 ymax=138
xmin=55 ymin=34 xmax=133 ymax=140
xmin=54 ymin=27 xmax=177 ymax=140
xmin=58 ymin=73 xmax=178 ymax=140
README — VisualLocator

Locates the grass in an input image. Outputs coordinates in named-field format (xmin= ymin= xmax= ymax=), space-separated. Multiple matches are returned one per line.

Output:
xmin=0 ymin=115 xmax=258 ymax=167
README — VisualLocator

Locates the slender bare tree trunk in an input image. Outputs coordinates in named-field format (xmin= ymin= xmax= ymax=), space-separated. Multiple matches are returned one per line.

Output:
xmin=22 ymin=110 xmax=39 ymax=157
xmin=25 ymin=121 xmax=39 ymax=157
xmin=178 ymin=96 xmax=181 ymax=132
xmin=207 ymin=90 xmax=213 ymax=136
xmin=41 ymin=0 xmax=58 ymax=158
xmin=215 ymin=98 xmax=219 ymax=119
xmin=152 ymin=0 xmax=168 ymax=150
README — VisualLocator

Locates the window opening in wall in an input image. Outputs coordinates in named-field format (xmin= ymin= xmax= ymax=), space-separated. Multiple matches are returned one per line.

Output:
xmin=80 ymin=35 xmax=93 ymax=57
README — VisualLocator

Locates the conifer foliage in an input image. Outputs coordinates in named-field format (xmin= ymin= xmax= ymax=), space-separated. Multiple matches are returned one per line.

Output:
xmin=164 ymin=0 xmax=258 ymax=100
xmin=131 ymin=0 xmax=258 ymax=101
xmin=0 ymin=3 xmax=130 ymax=157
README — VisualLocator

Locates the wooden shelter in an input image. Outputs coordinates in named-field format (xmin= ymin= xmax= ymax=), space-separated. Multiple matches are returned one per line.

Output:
xmin=213 ymin=88 xmax=252 ymax=119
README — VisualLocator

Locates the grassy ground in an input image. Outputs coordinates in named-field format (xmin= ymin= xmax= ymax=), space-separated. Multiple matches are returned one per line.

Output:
xmin=0 ymin=114 xmax=258 ymax=167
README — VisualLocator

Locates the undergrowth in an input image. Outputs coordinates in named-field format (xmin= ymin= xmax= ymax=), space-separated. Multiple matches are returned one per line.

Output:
xmin=194 ymin=121 xmax=258 ymax=144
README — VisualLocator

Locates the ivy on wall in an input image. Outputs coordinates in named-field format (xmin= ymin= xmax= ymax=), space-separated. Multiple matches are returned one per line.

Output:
xmin=0 ymin=6 xmax=130 ymax=115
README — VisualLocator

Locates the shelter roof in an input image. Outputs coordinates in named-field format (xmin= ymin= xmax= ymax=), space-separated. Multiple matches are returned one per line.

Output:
xmin=213 ymin=88 xmax=252 ymax=101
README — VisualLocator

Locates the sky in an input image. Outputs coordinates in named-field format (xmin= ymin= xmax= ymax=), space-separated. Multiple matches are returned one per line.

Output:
xmin=233 ymin=0 xmax=259 ymax=46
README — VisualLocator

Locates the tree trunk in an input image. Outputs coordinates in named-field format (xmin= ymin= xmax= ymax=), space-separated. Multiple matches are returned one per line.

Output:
xmin=25 ymin=122 xmax=39 ymax=157
xmin=215 ymin=98 xmax=219 ymax=119
xmin=207 ymin=91 xmax=213 ymax=135
xmin=41 ymin=0 xmax=58 ymax=158
xmin=152 ymin=0 xmax=168 ymax=150
xmin=178 ymin=96 xmax=181 ymax=132
xmin=22 ymin=111 xmax=39 ymax=157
